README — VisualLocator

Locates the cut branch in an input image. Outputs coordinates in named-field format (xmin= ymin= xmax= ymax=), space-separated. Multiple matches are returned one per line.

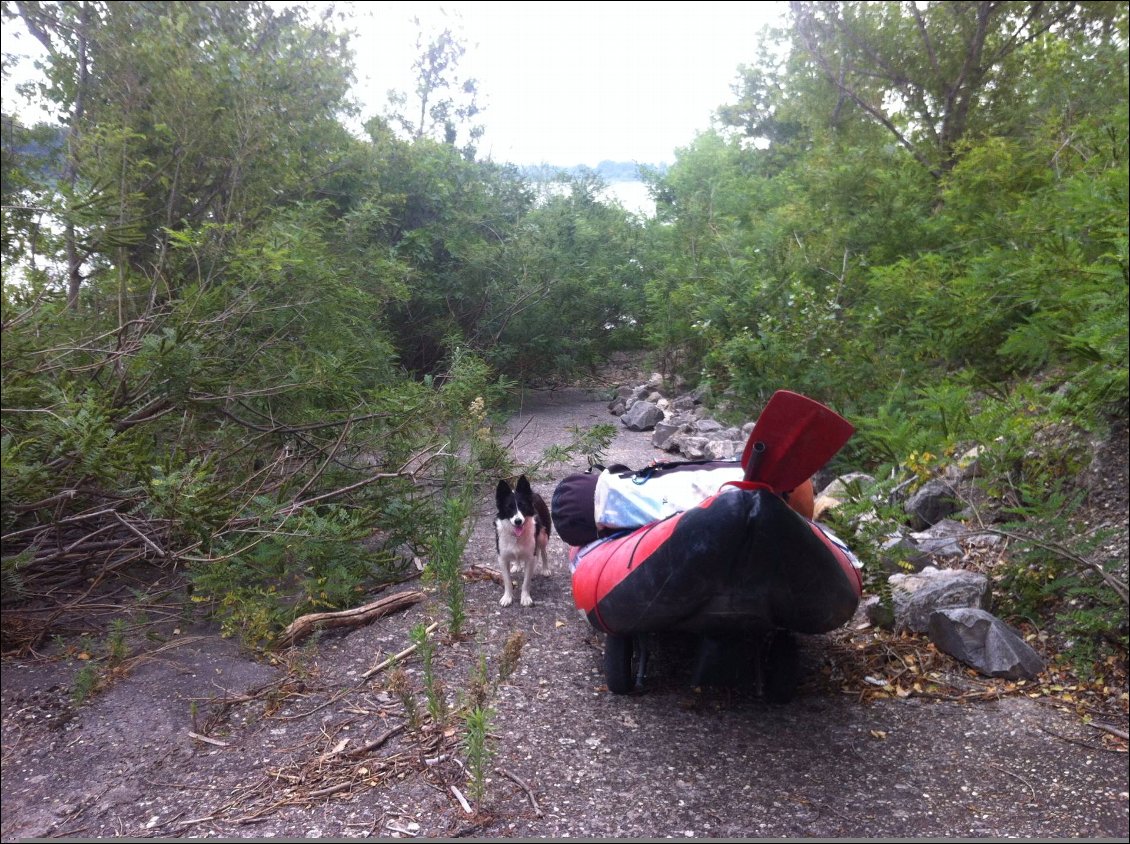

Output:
xmin=278 ymin=590 xmax=426 ymax=647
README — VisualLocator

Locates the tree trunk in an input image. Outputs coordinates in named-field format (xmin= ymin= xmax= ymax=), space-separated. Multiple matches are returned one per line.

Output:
xmin=64 ymin=2 xmax=92 ymax=309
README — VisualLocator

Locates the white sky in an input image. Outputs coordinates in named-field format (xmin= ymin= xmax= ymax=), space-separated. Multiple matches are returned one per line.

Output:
xmin=2 ymin=1 xmax=788 ymax=168
xmin=349 ymin=1 xmax=787 ymax=166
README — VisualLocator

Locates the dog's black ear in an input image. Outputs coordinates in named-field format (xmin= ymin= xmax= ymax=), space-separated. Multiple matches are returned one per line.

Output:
xmin=515 ymin=475 xmax=533 ymax=497
xmin=496 ymin=479 xmax=512 ymax=508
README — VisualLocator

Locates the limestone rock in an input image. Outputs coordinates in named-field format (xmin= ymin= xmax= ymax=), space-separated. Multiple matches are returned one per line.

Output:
xmin=621 ymin=401 xmax=663 ymax=432
xmin=928 ymin=608 xmax=1045 ymax=680
xmin=906 ymin=478 xmax=961 ymax=530
xmin=887 ymin=566 xmax=991 ymax=633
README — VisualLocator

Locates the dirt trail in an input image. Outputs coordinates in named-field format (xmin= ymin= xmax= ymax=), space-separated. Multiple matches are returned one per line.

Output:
xmin=2 ymin=385 xmax=1127 ymax=840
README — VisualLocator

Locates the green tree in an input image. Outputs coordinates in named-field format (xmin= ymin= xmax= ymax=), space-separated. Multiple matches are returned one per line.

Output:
xmin=386 ymin=14 xmax=483 ymax=158
xmin=9 ymin=0 xmax=356 ymax=307
xmin=788 ymin=1 xmax=1122 ymax=176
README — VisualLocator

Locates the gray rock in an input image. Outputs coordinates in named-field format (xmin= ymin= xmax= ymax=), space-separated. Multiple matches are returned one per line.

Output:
xmin=693 ymin=419 xmax=724 ymax=434
xmin=943 ymin=445 xmax=986 ymax=482
xmin=608 ymin=398 xmax=627 ymax=416
xmin=928 ymin=608 xmax=1045 ymax=680
xmin=814 ymin=473 xmax=880 ymax=522
xmin=676 ymin=435 xmax=709 ymax=459
xmin=888 ymin=566 xmax=991 ymax=633
xmin=909 ymin=519 xmax=967 ymax=559
xmin=863 ymin=595 xmax=896 ymax=628
xmin=651 ymin=420 xmax=685 ymax=450
xmin=877 ymin=530 xmax=932 ymax=574
xmin=910 ymin=519 xmax=1002 ymax=558
xmin=705 ymin=439 xmax=737 ymax=460
xmin=964 ymin=531 xmax=1005 ymax=550
xmin=818 ymin=473 xmax=877 ymax=501
xmin=905 ymin=478 xmax=961 ymax=530
xmin=671 ymin=395 xmax=697 ymax=412
xmin=621 ymin=401 xmax=663 ymax=431
xmin=914 ymin=517 xmax=967 ymax=537
xmin=645 ymin=372 xmax=664 ymax=390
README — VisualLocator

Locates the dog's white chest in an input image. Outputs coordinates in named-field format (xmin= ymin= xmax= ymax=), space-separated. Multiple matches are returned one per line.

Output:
xmin=496 ymin=519 xmax=536 ymax=561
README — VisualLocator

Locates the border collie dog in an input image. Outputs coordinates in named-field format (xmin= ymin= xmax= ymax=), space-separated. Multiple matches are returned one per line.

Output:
xmin=495 ymin=475 xmax=552 ymax=607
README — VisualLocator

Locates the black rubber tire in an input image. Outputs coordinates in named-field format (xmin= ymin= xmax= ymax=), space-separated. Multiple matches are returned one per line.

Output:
xmin=762 ymin=629 xmax=800 ymax=704
xmin=604 ymin=634 xmax=635 ymax=695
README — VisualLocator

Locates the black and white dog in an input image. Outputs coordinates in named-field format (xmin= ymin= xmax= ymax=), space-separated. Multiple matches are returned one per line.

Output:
xmin=494 ymin=475 xmax=552 ymax=607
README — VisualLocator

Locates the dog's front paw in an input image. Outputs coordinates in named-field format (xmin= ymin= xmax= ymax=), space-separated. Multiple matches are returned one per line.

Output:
xmin=499 ymin=593 xmax=513 ymax=607
xmin=520 ymin=593 xmax=534 ymax=607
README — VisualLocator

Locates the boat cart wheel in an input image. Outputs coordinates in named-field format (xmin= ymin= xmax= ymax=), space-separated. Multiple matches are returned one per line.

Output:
xmin=762 ymin=629 xmax=800 ymax=705
xmin=604 ymin=633 xmax=637 ymax=695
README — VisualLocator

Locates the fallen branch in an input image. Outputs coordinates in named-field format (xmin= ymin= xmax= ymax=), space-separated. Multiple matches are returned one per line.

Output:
xmin=1089 ymin=722 xmax=1129 ymax=742
xmin=360 ymin=621 xmax=439 ymax=680
xmin=987 ymin=527 xmax=1129 ymax=604
xmin=187 ymin=731 xmax=229 ymax=747
xmin=279 ymin=590 xmax=425 ymax=647
xmin=345 ymin=724 xmax=405 ymax=758
xmin=1038 ymin=725 xmax=1116 ymax=753
xmin=987 ymin=763 xmax=1036 ymax=799
xmin=496 ymin=767 xmax=543 ymax=817
xmin=308 ymin=782 xmax=353 ymax=799
xmin=450 ymin=784 xmax=473 ymax=815
xmin=466 ymin=563 xmax=502 ymax=584
xmin=176 ymin=815 xmax=219 ymax=828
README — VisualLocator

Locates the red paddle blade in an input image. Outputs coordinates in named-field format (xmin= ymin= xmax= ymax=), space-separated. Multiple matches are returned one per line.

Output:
xmin=741 ymin=390 xmax=854 ymax=492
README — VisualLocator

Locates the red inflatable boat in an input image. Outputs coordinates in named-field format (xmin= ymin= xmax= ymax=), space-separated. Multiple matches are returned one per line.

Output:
xmin=555 ymin=391 xmax=862 ymax=699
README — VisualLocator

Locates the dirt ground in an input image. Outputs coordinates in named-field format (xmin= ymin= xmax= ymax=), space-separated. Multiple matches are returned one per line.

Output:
xmin=2 ymin=382 xmax=1128 ymax=840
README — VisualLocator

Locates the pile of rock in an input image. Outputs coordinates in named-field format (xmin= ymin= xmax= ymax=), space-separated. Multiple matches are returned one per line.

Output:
xmin=861 ymin=567 xmax=1044 ymax=680
xmin=817 ymin=463 xmax=1043 ymax=680
xmin=609 ymin=374 xmax=751 ymax=460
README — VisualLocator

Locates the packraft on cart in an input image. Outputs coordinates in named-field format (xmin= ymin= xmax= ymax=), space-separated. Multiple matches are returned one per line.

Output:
xmin=552 ymin=391 xmax=863 ymax=700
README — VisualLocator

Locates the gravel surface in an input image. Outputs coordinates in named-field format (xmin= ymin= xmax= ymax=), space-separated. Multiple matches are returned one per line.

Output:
xmin=2 ymin=384 xmax=1127 ymax=840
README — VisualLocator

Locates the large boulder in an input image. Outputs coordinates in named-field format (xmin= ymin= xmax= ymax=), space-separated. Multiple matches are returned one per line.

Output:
xmin=928 ymin=608 xmax=1045 ymax=680
xmin=818 ymin=473 xmax=878 ymax=500
xmin=885 ymin=566 xmax=991 ymax=633
xmin=943 ymin=445 xmax=986 ymax=482
xmin=688 ymin=384 xmax=712 ymax=405
xmin=652 ymin=419 xmax=687 ymax=451
xmin=607 ymin=386 xmax=633 ymax=416
xmin=620 ymin=401 xmax=663 ymax=431
xmin=670 ymin=394 xmax=698 ymax=412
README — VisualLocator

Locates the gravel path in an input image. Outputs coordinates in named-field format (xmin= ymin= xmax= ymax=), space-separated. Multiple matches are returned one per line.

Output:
xmin=2 ymin=385 xmax=1127 ymax=840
